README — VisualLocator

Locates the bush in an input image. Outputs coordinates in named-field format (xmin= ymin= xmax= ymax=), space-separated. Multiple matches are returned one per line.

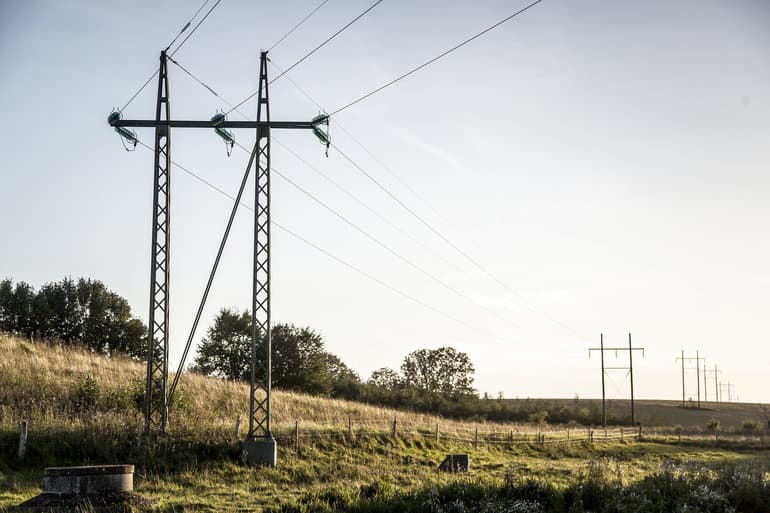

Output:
xmin=72 ymin=374 xmax=98 ymax=413
xmin=743 ymin=419 xmax=761 ymax=434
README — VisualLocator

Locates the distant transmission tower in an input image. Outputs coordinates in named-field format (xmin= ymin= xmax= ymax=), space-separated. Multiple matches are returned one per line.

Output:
xmin=675 ymin=350 xmax=703 ymax=408
xmin=588 ymin=333 xmax=644 ymax=426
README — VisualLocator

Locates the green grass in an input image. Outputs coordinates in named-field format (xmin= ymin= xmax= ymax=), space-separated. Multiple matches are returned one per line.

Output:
xmin=503 ymin=397 xmax=770 ymax=430
xmin=2 ymin=334 xmax=770 ymax=511
xmin=3 ymin=434 xmax=770 ymax=512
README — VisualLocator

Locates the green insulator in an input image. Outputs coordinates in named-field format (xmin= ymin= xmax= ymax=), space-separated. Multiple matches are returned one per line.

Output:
xmin=215 ymin=127 xmax=235 ymax=144
xmin=311 ymin=113 xmax=329 ymax=126
xmin=115 ymin=126 xmax=137 ymax=143
xmin=312 ymin=126 xmax=329 ymax=145
xmin=210 ymin=112 xmax=226 ymax=126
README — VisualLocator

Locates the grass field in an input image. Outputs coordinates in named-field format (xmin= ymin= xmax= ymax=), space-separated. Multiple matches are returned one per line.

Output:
xmin=2 ymin=334 xmax=770 ymax=512
xmin=503 ymin=397 xmax=770 ymax=431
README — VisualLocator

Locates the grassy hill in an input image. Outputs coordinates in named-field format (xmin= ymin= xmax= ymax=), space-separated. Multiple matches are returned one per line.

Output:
xmin=2 ymin=334 xmax=770 ymax=512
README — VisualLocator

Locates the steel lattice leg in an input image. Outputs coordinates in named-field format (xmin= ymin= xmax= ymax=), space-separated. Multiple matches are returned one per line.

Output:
xmin=145 ymin=50 xmax=171 ymax=434
xmin=244 ymin=51 xmax=276 ymax=466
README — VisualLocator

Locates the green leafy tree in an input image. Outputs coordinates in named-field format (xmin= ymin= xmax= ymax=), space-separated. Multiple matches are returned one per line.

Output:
xmin=192 ymin=308 xmax=253 ymax=380
xmin=400 ymin=347 xmax=475 ymax=397
xmin=193 ymin=312 xmax=359 ymax=396
xmin=368 ymin=367 xmax=401 ymax=390
xmin=0 ymin=277 xmax=145 ymax=358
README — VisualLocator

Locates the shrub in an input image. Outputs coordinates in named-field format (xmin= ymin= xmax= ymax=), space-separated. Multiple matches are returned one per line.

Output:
xmin=742 ymin=419 xmax=761 ymax=434
xmin=72 ymin=373 xmax=98 ymax=412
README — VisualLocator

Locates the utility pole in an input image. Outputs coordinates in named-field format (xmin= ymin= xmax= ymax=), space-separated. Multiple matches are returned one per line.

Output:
xmin=589 ymin=333 xmax=644 ymax=426
xmin=628 ymin=333 xmax=636 ymax=425
xmin=720 ymin=382 xmax=733 ymax=402
xmin=675 ymin=351 xmax=704 ymax=408
xmin=108 ymin=51 xmax=329 ymax=463
xmin=703 ymin=365 xmax=721 ymax=405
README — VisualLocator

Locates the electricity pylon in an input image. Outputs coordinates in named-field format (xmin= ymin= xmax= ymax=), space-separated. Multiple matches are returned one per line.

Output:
xmin=675 ymin=350 xmax=703 ymax=408
xmin=108 ymin=51 xmax=329 ymax=466
xmin=588 ymin=333 xmax=644 ymax=426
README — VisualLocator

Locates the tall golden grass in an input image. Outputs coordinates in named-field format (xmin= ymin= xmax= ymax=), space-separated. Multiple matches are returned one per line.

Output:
xmin=0 ymin=334 xmax=569 ymax=439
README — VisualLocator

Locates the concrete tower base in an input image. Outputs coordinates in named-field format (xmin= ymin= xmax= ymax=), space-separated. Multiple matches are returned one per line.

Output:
xmin=242 ymin=437 xmax=277 ymax=466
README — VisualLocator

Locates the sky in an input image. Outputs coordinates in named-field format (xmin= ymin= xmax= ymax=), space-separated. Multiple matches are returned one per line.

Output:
xmin=1 ymin=0 xmax=769 ymax=403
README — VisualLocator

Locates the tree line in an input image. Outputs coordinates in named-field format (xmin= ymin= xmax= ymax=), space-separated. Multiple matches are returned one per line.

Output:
xmin=0 ymin=277 xmax=146 ymax=357
xmin=1 ymin=277 xmax=616 ymax=426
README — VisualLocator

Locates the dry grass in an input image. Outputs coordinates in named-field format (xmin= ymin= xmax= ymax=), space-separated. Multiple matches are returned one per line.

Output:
xmin=0 ymin=334 xmax=575 ymax=439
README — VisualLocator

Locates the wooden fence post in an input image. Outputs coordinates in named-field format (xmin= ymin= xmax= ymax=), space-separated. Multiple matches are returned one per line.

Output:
xmin=135 ymin=418 xmax=142 ymax=450
xmin=295 ymin=420 xmax=300 ymax=455
xmin=473 ymin=428 xmax=478 ymax=449
xmin=567 ymin=429 xmax=570 ymax=442
xmin=435 ymin=423 xmax=439 ymax=443
xmin=508 ymin=430 xmax=513 ymax=447
xmin=17 ymin=420 xmax=27 ymax=460
xmin=638 ymin=424 xmax=642 ymax=440
xmin=620 ymin=428 xmax=624 ymax=441
xmin=348 ymin=417 xmax=353 ymax=440
xmin=233 ymin=416 xmax=241 ymax=446
xmin=392 ymin=417 xmax=397 ymax=438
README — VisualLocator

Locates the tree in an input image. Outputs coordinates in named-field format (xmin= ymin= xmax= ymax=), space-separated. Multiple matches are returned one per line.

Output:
xmin=271 ymin=324 xmax=330 ymax=394
xmin=193 ymin=308 xmax=253 ymax=380
xmin=400 ymin=347 xmax=475 ymax=397
xmin=192 ymin=312 xmax=359 ymax=396
xmin=0 ymin=277 xmax=146 ymax=358
xmin=368 ymin=367 xmax=401 ymax=390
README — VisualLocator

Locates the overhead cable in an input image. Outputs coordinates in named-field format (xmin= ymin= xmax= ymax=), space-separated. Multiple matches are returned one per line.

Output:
xmin=268 ymin=0 xmax=331 ymax=52
xmin=331 ymin=141 xmax=583 ymax=339
xmin=235 ymin=141 xmax=522 ymax=331
xmin=330 ymin=0 xmax=544 ymax=115
xmin=165 ymin=0 xmax=211 ymax=52
xmin=130 ymin=137 xmax=516 ymax=346
xmin=169 ymin=0 xmax=224 ymax=57
xmin=118 ymin=0 xmax=223 ymax=113
xmin=225 ymin=0 xmax=385 ymax=116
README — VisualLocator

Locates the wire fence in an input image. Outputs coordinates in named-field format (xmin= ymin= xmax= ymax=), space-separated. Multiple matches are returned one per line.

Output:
xmin=1 ymin=415 xmax=643 ymax=464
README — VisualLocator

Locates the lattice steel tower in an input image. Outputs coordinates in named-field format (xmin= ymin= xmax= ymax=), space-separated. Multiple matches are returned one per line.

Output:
xmin=108 ymin=50 xmax=329 ymax=464
xmin=145 ymin=50 xmax=172 ymax=433
xmin=244 ymin=51 xmax=275 ymax=462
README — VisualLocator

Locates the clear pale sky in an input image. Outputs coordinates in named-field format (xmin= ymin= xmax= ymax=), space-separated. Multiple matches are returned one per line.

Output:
xmin=1 ymin=0 xmax=768 ymax=403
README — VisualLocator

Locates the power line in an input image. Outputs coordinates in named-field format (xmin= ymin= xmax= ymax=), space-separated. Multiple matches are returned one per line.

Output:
xmin=164 ymin=0 xmax=211 ymax=52
xmin=331 ymin=141 xmax=582 ymax=340
xmin=169 ymin=0 xmax=224 ymax=57
xmin=272 ymin=137 xmax=464 ymax=272
xmin=225 ymin=0 xmax=385 ymax=116
xmin=166 ymin=57 xmax=464 ymax=273
xmin=271 ymin=55 xmax=581 ymax=340
xmin=330 ymin=0 xmax=545 ymax=116
xmin=269 ymin=55 xmax=581 ymax=340
xmin=268 ymin=0 xmax=331 ymax=52
xmin=130 ymin=137 xmax=515 ymax=345
xmin=270 ymin=58 xmax=453 ymax=225
xmin=164 ymin=50 xmax=565 ymax=343
xmin=234 ymin=142 xmax=522 ymax=332
xmin=118 ymin=71 xmax=158 ymax=114
xmin=118 ymin=0 xmax=223 ymax=113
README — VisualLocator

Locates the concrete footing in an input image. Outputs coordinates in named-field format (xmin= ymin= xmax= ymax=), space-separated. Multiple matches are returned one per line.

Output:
xmin=19 ymin=465 xmax=148 ymax=512
xmin=43 ymin=465 xmax=134 ymax=494
xmin=242 ymin=436 xmax=277 ymax=466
